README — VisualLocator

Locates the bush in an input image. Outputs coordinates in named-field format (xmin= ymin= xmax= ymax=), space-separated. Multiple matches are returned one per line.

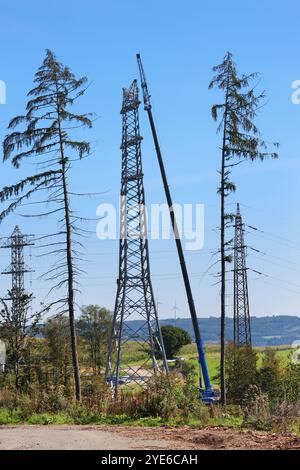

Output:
xmin=243 ymin=385 xmax=271 ymax=430
xmin=257 ymin=349 xmax=281 ymax=403
xmin=175 ymin=359 xmax=196 ymax=383
xmin=136 ymin=373 xmax=182 ymax=419
xmin=280 ymin=362 xmax=300 ymax=403
xmin=225 ymin=343 xmax=257 ymax=405
xmin=269 ymin=400 xmax=300 ymax=432
xmin=0 ymin=408 xmax=22 ymax=424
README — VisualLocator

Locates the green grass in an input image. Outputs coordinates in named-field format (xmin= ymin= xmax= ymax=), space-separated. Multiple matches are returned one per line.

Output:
xmin=121 ymin=341 xmax=151 ymax=366
xmin=0 ymin=408 xmax=23 ymax=425
xmin=0 ymin=409 xmax=73 ymax=425
xmin=179 ymin=343 xmax=220 ymax=381
xmin=0 ymin=406 xmax=298 ymax=435
xmin=0 ymin=408 xmax=244 ymax=428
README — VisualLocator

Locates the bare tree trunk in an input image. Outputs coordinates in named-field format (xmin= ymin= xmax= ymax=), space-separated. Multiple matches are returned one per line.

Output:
xmin=220 ymin=151 xmax=226 ymax=406
xmin=220 ymin=83 xmax=229 ymax=406
xmin=55 ymin=84 xmax=81 ymax=401
xmin=61 ymin=164 xmax=81 ymax=401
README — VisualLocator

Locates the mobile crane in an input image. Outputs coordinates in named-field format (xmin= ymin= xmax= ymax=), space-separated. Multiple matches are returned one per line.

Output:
xmin=136 ymin=54 xmax=217 ymax=403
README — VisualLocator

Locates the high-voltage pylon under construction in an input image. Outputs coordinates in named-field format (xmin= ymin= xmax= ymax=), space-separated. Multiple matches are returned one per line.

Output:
xmin=105 ymin=81 xmax=168 ymax=393
xmin=233 ymin=204 xmax=252 ymax=347
xmin=1 ymin=225 xmax=34 ymax=314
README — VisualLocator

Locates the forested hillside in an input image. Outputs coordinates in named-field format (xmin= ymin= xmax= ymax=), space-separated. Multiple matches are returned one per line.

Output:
xmin=126 ymin=316 xmax=300 ymax=346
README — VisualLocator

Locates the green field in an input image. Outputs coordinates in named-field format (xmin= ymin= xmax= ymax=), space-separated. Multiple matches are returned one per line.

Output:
xmin=122 ymin=341 xmax=293 ymax=385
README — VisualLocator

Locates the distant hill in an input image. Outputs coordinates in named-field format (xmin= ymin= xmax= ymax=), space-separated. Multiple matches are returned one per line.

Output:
xmin=126 ymin=316 xmax=300 ymax=347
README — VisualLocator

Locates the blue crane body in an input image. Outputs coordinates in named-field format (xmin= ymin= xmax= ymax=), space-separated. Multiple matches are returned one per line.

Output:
xmin=136 ymin=54 xmax=217 ymax=403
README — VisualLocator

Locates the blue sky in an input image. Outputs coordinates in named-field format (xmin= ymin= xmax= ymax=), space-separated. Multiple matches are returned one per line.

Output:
xmin=0 ymin=0 xmax=299 ymax=320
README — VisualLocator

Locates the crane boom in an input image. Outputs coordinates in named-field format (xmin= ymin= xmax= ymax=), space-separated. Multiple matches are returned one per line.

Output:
xmin=136 ymin=53 xmax=216 ymax=403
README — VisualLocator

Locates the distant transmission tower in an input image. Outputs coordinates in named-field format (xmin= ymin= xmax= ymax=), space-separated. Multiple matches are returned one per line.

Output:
xmin=233 ymin=204 xmax=252 ymax=347
xmin=1 ymin=225 xmax=34 ymax=313
xmin=105 ymin=81 xmax=168 ymax=393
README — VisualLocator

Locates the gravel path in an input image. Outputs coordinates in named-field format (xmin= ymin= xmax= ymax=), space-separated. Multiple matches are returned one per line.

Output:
xmin=0 ymin=425 xmax=175 ymax=450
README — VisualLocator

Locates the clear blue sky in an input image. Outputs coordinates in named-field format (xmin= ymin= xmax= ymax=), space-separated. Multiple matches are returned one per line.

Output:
xmin=0 ymin=0 xmax=299 ymax=320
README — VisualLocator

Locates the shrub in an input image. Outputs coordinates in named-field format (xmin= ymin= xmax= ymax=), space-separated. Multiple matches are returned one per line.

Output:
xmin=225 ymin=343 xmax=257 ymax=405
xmin=269 ymin=400 xmax=300 ymax=432
xmin=280 ymin=362 xmax=300 ymax=403
xmin=175 ymin=359 xmax=196 ymax=383
xmin=257 ymin=349 xmax=281 ymax=403
xmin=243 ymin=385 xmax=271 ymax=430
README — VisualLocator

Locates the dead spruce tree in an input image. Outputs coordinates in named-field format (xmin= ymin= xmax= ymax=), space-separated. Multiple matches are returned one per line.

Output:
xmin=209 ymin=52 xmax=278 ymax=405
xmin=0 ymin=50 xmax=93 ymax=400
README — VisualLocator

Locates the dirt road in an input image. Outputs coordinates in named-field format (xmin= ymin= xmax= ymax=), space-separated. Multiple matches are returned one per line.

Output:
xmin=0 ymin=425 xmax=300 ymax=450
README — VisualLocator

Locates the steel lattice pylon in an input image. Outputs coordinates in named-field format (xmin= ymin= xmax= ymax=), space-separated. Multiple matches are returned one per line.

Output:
xmin=1 ymin=225 xmax=34 ymax=313
xmin=105 ymin=80 xmax=168 ymax=393
xmin=233 ymin=204 xmax=252 ymax=347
